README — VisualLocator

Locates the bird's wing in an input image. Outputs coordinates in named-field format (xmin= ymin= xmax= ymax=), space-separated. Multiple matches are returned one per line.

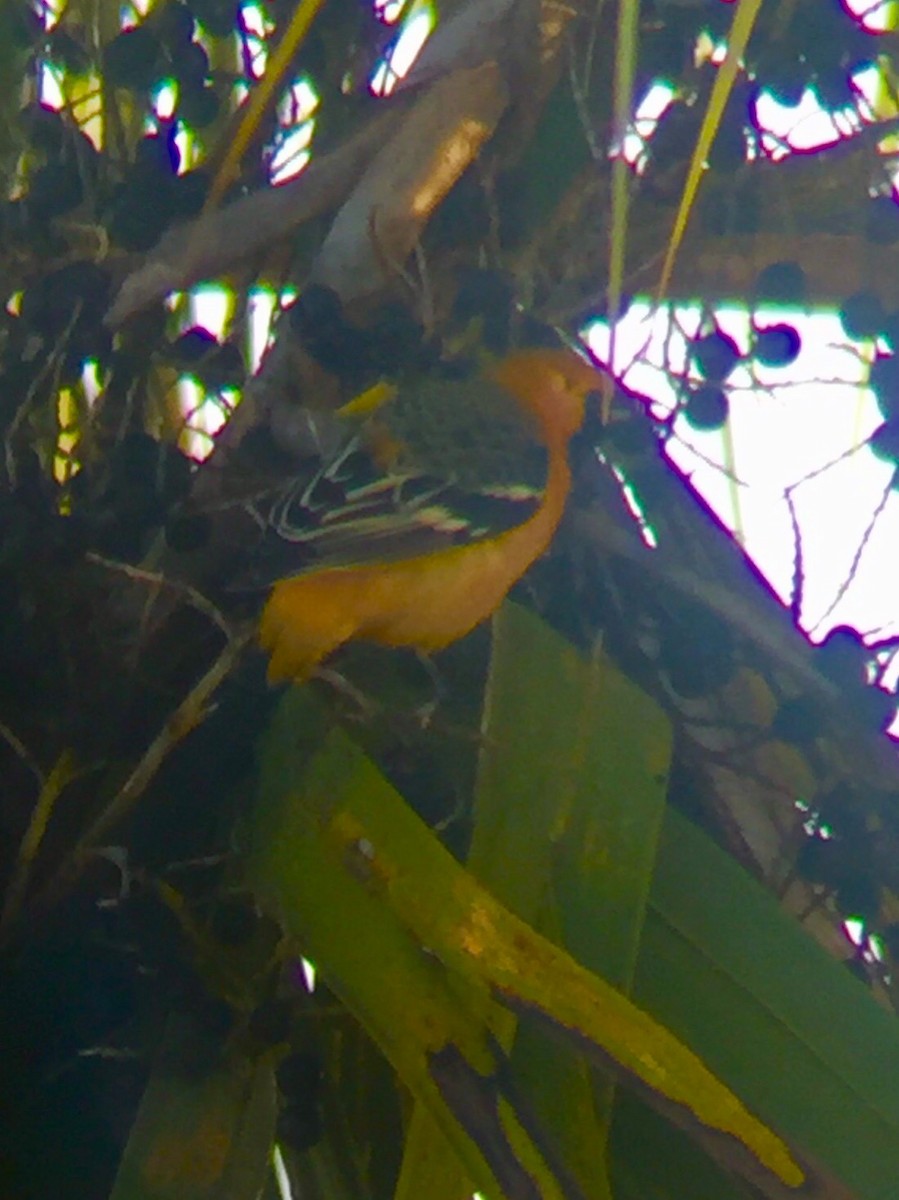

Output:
xmin=245 ymin=372 xmax=551 ymax=581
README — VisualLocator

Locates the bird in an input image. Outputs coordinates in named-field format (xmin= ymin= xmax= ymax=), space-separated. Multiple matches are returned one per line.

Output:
xmin=253 ymin=347 xmax=602 ymax=684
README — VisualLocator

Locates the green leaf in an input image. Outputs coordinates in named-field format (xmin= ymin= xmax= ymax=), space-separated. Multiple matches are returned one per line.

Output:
xmin=249 ymin=688 xmax=573 ymax=1200
xmin=476 ymin=604 xmax=672 ymax=1192
xmin=110 ymin=1016 xmax=277 ymax=1200
xmin=249 ymin=673 xmax=800 ymax=1198
xmin=398 ymin=599 xmax=670 ymax=1200
xmin=657 ymin=0 xmax=765 ymax=298
xmin=636 ymin=808 xmax=899 ymax=1200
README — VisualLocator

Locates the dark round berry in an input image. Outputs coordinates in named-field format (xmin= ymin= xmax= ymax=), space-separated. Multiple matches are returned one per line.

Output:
xmin=881 ymin=310 xmax=899 ymax=353
xmin=20 ymin=102 xmax=66 ymax=154
xmin=135 ymin=131 xmax=180 ymax=178
xmin=178 ymin=82 xmax=221 ymax=128
xmin=105 ymin=137 xmax=182 ymax=248
xmin=649 ymin=103 xmax=701 ymax=172
xmin=813 ymin=66 xmax=851 ymax=111
xmin=753 ymin=323 xmax=801 ymax=367
xmin=158 ymin=446 xmax=194 ymax=504
xmin=855 ymin=684 xmax=896 ymax=732
xmin=26 ymin=161 xmax=84 ymax=220
xmin=835 ymin=873 xmax=881 ymax=923
xmin=276 ymin=1104 xmax=322 ymax=1152
xmin=47 ymin=27 xmax=92 ymax=75
xmin=840 ymin=291 xmax=886 ymax=341
xmin=171 ymin=39 xmax=210 ymax=86
xmin=190 ymin=0 xmax=238 ymax=38
xmin=276 ymin=1051 xmax=323 ymax=1100
xmin=103 ymin=25 xmax=164 ymax=91
xmin=106 ymin=180 xmax=170 ymax=250
xmin=690 ymin=330 xmax=741 ymax=382
xmin=813 ymin=783 xmax=867 ymax=843
xmin=20 ymin=261 xmax=111 ymax=344
xmin=291 ymin=284 xmax=344 ymax=335
xmin=683 ymin=384 xmax=729 ymax=431
xmin=202 ymin=342 xmax=244 ymax=390
xmin=210 ymin=897 xmax=260 ymax=946
xmin=760 ymin=61 xmax=808 ymax=108
xmin=365 ymin=303 xmax=425 ymax=373
xmin=156 ymin=1 xmax=196 ymax=47
xmin=169 ymin=326 xmax=219 ymax=365
xmin=290 ymin=286 xmax=374 ymax=381
xmin=869 ymin=354 xmax=899 ymax=419
xmin=753 ymin=260 xmax=806 ymax=305
xmin=170 ymin=169 xmax=211 ymax=217
xmin=796 ymin=835 xmax=845 ymax=889
xmin=817 ymin=624 xmax=864 ymax=687
xmin=770 ymin=694 xmax=823 ymax=745
xmin=248 ymin=998 xmax=293 ymax=1046
xmin=452 ymin=268 xmax=515 ymax=326
xmin=164 ymin=511 xmax=212 ymax=552
xmin=869 ymin=419 xmax=899 ymax=463
xmin=866 ymin=194 xmax=899 ymax=246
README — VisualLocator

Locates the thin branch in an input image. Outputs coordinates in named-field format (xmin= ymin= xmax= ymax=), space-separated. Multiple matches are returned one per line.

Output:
xmin=21 ymin=629 xmax=253 ymax=934
xmin=84 ymin=552 xmax=234 ymax=640
xmin=82 ymin=632 xmax=251 ymax=849
xmin=0 ymin=751 xmax=80 ymax=939
xmin=784 ymin=485 xmax=805 ymax=625
xmin=0 ymin=720 xmax=44 ymax=787
xmin=814 ymin=473 xmax=894 ymax=633
xmin=105 ymin=106 xmax=403 ymax=327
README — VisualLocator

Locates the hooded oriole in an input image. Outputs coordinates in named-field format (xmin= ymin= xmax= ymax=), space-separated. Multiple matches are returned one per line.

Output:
xmin=257 ymin=348 xmax=601 ymax=683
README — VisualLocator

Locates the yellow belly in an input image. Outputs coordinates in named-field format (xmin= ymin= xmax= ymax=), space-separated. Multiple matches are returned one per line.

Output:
xmin=260 ymin=508 xmax=558 ymax=683
xmin=259 ymin=451 xmax=571 ymax=684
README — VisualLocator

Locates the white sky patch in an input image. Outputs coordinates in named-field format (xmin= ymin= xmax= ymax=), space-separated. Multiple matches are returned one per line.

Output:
xmin=241 ymin=1 xmax=271 ymax=38
xmin=247 ymin=288 xmax=279 ymax=371
xmin=378 ymin=0 xmax=408 ymax=22
xmin=239 ymin=0 xmax=271 ymax=78
xmin=370 ymin=4 xmax=435 ymax=96
xmin=153 ymin=80 xmax=179 ymax=122
xmin=178 ymin=378 xmax=232 ymax=459
xmin=189 ymin=287 xmax=232 ymax=337
xmin=755 ymin=88 xmax=853 ymax=158
xmin=844 ymin=917 xmax=866 ymax=946
xmin=848 ymin=0 xmax=897 ymax=33
xmin=270 ymin=79 xmax=319 ymax=184
xmin=272 ymin=1144 xmax=293 ymax=1200
xmin=586 ymin=305 xmax=899 ymax=647
xmin=299 ymin=957 xmax=316 ymax=992
xmin=39 ymin=63 xmax=64 ymax=110
xmin=620 ymin=81 xmax=676 ymax=169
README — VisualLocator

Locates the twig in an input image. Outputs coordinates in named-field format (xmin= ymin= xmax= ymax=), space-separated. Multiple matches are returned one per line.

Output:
xmin=22 ymin=629 xmax=253 ymax=932
xmin=84 ymin=551 xmax=234 ymax=640
xmin=0 ymin=720 xmax=44 ymax=787
xmin=105 ymin=107 xmax=402 ymax=327
xmin=74 ymin=630 xmax=251 ymax=854
xmin=0 ymin=751 xmax=80 ymax=939
xmin=814 ymin=473 xmax=894 ymax=634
